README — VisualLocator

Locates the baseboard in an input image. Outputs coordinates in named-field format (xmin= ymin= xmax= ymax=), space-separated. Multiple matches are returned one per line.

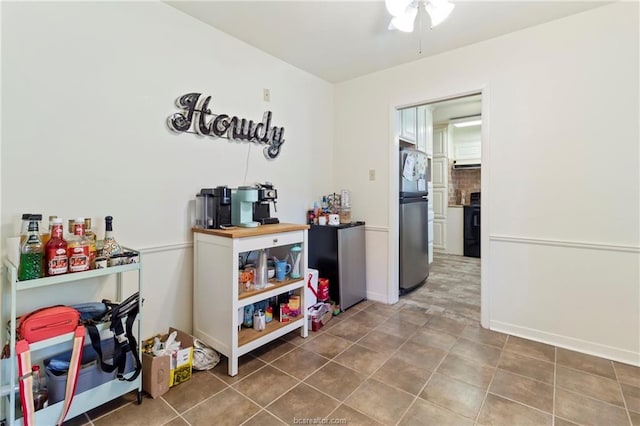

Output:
xmin=366 ymin=290 xmax=389 ymax=304
xmin=490 ymin=320 xmax=640 ymax=367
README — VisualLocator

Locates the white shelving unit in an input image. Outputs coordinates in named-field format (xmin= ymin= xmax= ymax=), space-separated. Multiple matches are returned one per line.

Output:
xmin=193 ymin=224 xmax=309 ymax=376
xmin=1 ymin=249 xmax=142 ymax=425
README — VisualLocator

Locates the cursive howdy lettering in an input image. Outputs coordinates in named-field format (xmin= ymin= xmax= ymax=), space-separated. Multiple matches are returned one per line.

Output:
xmin=167 ymin=93 xmax=285 ymax=159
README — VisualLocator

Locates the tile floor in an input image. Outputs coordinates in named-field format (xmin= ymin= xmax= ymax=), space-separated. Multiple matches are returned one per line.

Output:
xmin=66 ymin=254 xmax=639 ymax=426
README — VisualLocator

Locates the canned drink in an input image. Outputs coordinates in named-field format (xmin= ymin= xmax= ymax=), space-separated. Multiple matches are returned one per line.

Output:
xmin=318 ymin=278 xmax=330 ymax=301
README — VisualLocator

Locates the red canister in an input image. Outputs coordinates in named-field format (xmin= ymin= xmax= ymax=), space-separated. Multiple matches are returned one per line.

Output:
xmin=318 ymin=278 xmax=330 ymax=301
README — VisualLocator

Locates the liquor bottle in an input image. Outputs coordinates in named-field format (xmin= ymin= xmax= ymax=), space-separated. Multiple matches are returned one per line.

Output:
xmin=20 ymin=214 xmax=42 ymax=245
xmin=102 ymin=215 xmax=122 ymax=258
xmin=84 ymin=218 xmax=97 ymax=269
xmin=67 ymin=218 xmax=90 ymax=273
xmin=66 ymin=219 xmax=76 ymax=240
xmin=46 ymin=218 xmax=68 ymax=276
xmin=18 ymin=218 xmax=44 ymax=281
xmin=31 ymin=365 xmax=48 ymax=411
xmin=41 ymin=215 xmax=58 ymax=248
xmin=84 ymin=218 xmax=96 ymax=241
xmin=19 ymin=213 xmax=32 ymax=246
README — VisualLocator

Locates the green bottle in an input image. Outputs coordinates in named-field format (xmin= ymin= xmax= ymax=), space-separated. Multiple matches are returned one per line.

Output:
xmin=18 ymin=218 xmax=44 ymax=281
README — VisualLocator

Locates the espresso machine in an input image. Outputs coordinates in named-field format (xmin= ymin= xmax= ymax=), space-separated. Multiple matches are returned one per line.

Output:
xmin=253 ymin=182 xmax=279 ymax=225
xmin=195 ymin=186 xmax=232 ymax=229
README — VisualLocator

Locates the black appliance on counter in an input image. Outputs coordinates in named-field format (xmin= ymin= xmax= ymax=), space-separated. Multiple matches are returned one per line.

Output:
xmin=195 ymin=186 xmax=232 ymax=229
xmin=464 ymin=192 xmax=481 ymax=258
xmin=399 ymin=147 xmax=430 ymax=294
xmin=308 ymin=222 xmax=367 ymax=311
xmin=252 ymin=182 xmax=279 ymax=225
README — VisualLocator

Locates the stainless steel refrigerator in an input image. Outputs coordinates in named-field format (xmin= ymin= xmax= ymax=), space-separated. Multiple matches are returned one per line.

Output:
xmin=308 ymin=222 xmax=367 ymax=310
xmin=399 ymin=147 xmax=429 ymax=294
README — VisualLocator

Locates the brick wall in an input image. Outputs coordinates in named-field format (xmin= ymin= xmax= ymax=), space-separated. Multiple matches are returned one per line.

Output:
xmin=448 ymin=160 xmax=481 ymax=205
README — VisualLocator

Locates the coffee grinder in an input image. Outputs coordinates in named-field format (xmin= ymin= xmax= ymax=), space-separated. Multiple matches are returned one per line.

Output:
xmin=253 ymin=182 xmax=280 ymax=225
xmin=195 ymin=186 xmax=232 ymax=229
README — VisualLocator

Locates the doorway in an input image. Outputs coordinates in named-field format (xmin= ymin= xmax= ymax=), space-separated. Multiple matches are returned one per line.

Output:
xmin=389 ymin=90 xmax=488 ymax=328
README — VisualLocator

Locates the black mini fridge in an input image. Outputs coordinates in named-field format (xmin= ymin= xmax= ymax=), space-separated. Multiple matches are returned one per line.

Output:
xmin=308 ymin=222 xmax=367 ymax=311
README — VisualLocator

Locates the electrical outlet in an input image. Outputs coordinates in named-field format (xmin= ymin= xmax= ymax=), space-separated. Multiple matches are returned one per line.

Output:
xmin=369 ymin=169 xmax=376 ymax=181
xmin=263 ymin=88 xmax=271 ymax=102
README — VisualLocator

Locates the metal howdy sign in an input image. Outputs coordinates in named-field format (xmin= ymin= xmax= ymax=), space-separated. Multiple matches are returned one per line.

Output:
xmin=167 ymin=93 xmax=285 ymax=159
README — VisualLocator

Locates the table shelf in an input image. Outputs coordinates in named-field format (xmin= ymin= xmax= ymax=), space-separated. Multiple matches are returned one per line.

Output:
xmin=193 ymin=224 xmax=309 ymax=376
xmin=238 ymin=315 xmax=303 ymax=347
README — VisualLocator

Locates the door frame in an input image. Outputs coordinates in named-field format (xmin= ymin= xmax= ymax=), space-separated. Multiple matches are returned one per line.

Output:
xmin=388 ymin=86 xmax=490 ymax=329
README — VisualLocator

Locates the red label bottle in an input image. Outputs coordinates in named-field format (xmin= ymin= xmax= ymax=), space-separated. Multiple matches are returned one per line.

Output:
xmin=67 ymin=218 xmax=90 ymax=273
xmin=46 ymin=218 xmax=68 ymax=276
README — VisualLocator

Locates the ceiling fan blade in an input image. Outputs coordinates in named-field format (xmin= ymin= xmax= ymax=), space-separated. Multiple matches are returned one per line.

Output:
xmin=424 ymin=0 xmax=455 ymax=28
xmin=385 ymin=0 xmax=416 ymax=17
xmin=388 ymin=7 xmax=418 ymax=32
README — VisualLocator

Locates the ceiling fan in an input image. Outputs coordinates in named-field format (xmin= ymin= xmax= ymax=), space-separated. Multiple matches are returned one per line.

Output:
xmin=385 ymin=0 xmax=455 ymax=32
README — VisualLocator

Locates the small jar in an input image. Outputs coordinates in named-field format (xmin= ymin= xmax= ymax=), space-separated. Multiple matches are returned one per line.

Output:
xmin=339 ymin=207 xmax=351 ymax=224
xmin=95 ymin=256 xmax=108 ymax=269
xmin=124 ymin=251 xmax=139 ymax=264
xmin=108 ymin=254 xmax=124 ymax=267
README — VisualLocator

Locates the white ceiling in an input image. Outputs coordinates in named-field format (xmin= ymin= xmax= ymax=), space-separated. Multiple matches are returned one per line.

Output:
xmin=166 ymin=1 xmax=609 ymax=83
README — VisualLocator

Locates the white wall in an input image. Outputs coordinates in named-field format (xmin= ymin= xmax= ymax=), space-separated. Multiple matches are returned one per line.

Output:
xmin=2 ymin=1 xmax=638 ymax=367
xmin=1 ymin=2 xmax=334 ymax=335
xmin=334 ymin=3 xmax=639 ymax=364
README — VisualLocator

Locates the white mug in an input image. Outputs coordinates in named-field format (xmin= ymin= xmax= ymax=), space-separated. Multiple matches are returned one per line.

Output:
xmin=328 ymin=214 xmax=340 ymax=225
xmin=318 ymin=216 xmax=327 ymax=225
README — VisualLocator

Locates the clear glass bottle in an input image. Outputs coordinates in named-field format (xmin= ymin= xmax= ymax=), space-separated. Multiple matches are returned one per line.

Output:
xmin=20 ymin=214 xmax=42 ymax=245
xmin=67 ymin=218 xmax=90 ymax=273
xmin=84 ymin=218 xmax=96 ymax=241
xmin=19 ymin=213 xmax=32 ymax=246
xmin=18 ymin=218 xmax=44 ymax=281
xmin=31 ymin=365 xmax=48 ymax=411
xmin=102 ymin=215 xmax=122 ymax=258
xmin=46 ymin=218 xmax=68 ymax=276
xmin=66 ymin=219 xmax=76 ymax=241
xmin=84 ymin=218 xmax=97 ymax=269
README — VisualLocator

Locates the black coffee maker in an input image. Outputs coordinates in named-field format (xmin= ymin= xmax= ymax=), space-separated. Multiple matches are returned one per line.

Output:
xmin=252 ymin=182 xmax=279 ymax=225
xmin=195 ymin=186 xmax=232 ymax=229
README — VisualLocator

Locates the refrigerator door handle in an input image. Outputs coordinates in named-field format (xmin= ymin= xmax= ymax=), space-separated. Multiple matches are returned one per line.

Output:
xmin=421 ymin=195 xmax=428 ymax=200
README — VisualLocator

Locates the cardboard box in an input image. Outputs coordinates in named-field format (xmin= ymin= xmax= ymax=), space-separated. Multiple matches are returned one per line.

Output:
xmin=142 ymin=327 xmax=194 ymax=398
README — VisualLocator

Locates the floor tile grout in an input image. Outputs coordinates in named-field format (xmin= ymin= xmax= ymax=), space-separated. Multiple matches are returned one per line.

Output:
xmin=80 ymin=253 xmax=639 ymax=426
xmin=474 ymin=344 xmax=502 ymax=426
xmin=395 ymin=338 xmax=451 ymax=426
